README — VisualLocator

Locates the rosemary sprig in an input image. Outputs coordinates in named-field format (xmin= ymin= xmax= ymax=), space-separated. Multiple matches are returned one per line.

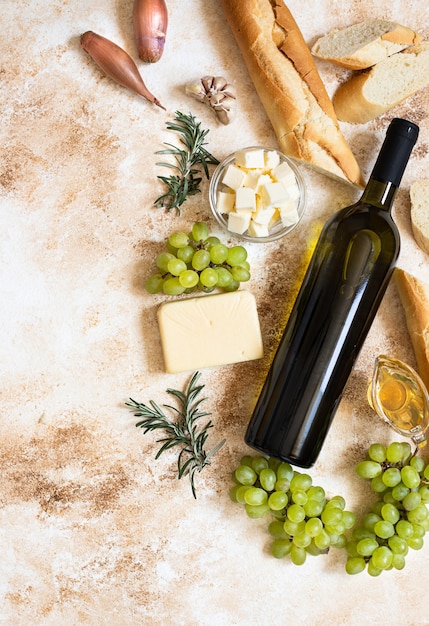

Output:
xmin=126 ymin=372 xmax=225 ymax=498
xmin=154 ymin=111 xmax=219 ymax=214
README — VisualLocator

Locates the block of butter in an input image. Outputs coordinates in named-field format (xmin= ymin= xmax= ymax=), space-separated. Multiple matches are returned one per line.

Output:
xmin=157 ymin=290 xmax=264 ymax=373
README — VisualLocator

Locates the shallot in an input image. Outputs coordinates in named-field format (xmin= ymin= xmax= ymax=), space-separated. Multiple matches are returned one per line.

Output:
xmin=133 ymin=0 xmax=168 ymax=63
xmin=80 ymin=31 xmax=165 ymax=109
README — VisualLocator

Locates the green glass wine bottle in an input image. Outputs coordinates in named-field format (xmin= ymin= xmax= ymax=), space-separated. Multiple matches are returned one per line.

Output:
xmin=246 ymin=118 xmax=419 ymax=468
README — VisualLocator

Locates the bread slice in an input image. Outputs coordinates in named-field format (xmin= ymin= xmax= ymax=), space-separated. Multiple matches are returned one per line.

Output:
xmin=333 ymin=43 xmax=429 ymax=124
xmin=220 ymin=0 xmax=365 ymax=187
xmin=395 ymin=268 xmax=429 ymax=390
xmin=410 ymin=180 xmax=429 ymax=255
xmin=311 ymin=20 xmax=421 ymax=70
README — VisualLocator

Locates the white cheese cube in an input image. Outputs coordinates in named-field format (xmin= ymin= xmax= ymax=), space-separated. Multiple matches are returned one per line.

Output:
xmin=280 ymin=202 xmax=300 ymax=227
xmin=271 ymin=161 xmax=296 ymax=187
xmin=286 ymin=182 xmax=300 ymax=201
xmin=235 ymin=187 xmax=256 ymax=213
xmin=217 ymin=190 xmax=236 ymax=214
xmin=254 ymin=173 xmax=273 ymax=195
xmin=252 ymin=204 xmax=276 ymax=226
xmin=227 ymin=211 xmax=251 ymax=234
xmin=260 ymin=181 xmax=291 ymax=207
xmin=235 ymin=148 xmax=266 ymax=169
xmin=222 ymin=163 xmax=247 ymax=190
xmin=264 ymin=150 xmax=281 ymax=169
xmin=157 ymin=290 xmax=264 ymax=373
xmin=248 ymin=220 xmax=269 ymax=238
xmin=243 ymin=170 xmax=262 ymax=190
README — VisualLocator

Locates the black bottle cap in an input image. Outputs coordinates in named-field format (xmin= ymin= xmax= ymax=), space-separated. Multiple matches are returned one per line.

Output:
xmin=371 ymin=118 xmax=419 ymax=188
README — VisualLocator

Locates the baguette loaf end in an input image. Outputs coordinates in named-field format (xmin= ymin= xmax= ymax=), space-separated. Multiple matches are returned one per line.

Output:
xmin=394 ymin=268 xmax=429 ymax=391
xmin=410 ymin=180 xmax=429 ymax=255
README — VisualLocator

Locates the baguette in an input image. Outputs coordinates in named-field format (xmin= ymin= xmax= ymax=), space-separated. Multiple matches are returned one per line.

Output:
xmin=333 ymin=43 xmax=429 ymax=124
xmin=220 ymin=0 xmax=365 ymax=187
xmin=394 ymin=268 xmax=429 ymax=390
xmin=410 ymin=180 xmax=429 ymax=255
xmin=311 ymin=20 xmax=421 ymax=70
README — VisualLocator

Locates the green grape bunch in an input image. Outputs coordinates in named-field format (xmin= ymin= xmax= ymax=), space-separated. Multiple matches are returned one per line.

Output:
xmin=145 ymin=221 xmax=251 ymax=296
xmin=230 ymin=454 xmax=356 ymax=566
xmin=346 ymin=441 xmax=429 ymax=576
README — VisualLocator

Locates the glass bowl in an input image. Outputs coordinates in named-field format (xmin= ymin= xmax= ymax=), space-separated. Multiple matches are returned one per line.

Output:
xmin=209 ymin=146 xmax=307 ymax=243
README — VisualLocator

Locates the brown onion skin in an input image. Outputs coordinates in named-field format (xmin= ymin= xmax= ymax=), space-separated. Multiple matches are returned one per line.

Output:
xmin=80 ymin=31 xmax=165 ymax=109
xmin=133 ymin=0 xmax=168 ymax=63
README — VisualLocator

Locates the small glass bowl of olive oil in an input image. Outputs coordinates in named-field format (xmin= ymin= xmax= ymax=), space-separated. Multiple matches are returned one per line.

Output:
xmin=368 ymin=355 xmax=429 ymax=449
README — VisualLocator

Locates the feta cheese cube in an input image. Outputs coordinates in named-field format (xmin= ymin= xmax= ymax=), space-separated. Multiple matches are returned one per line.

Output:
xmin=248 ymin=220 xmax=269 ymax=238
xmin=217 ymin=190 xmax=236 ymax=214
xmin=235 ymin=187 xmax=256 ymax=213
xmin=286 ymin=183 xmax=300 ymax=201
xmin=271 ymin=162 xmax=296 ymax=187
xmin=222 ymin=164 xmax=247 ymax=190
xmin=235 ymin=148 xmax=266 ymax=169
xmin=254 ymin=173 xmax=273 ymax=195
xmin=280 ymin=202 xmax=300 ymax=227
xmin=260 ymin=181 xmax=291 ymax=207
xmin=264 ymin=150 xmax=281 ymax=169
xmin=243 ymin=170 xmax=262 ymax=190
xmin=252 ymin=204 xmax=276 ymax=225
xmin=227 ymin=211 xmax=251 ymax=235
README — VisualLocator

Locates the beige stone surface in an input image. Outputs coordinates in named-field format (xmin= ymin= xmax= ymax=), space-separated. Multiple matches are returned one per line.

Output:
xmin=1 ymin=1 xmax=429 ymax=624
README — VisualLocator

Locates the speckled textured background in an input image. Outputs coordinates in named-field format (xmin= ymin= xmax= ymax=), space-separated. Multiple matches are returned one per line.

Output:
xmin=1 ymin=1 xmax=429 ymax=624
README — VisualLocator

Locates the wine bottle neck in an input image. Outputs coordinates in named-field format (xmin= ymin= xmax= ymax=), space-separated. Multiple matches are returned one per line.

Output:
xmin=360 ymin=179 xmax=397 ymax=211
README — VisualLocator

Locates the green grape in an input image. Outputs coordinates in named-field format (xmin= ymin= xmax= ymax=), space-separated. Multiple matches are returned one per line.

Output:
xmin=145 ymin=273 xmax=164 ymax=294
xmin=305 ymin=517 xmax=323 ymax=537
xmin=277 ymin=462 xmax=294 ymax=481
xmin=303 ymin=499 xmax=323 ymax=517
xmin=234 ymin=464 xmax=257 ymax=486
xmin=356 ymin=537 xmax=378 ymax=557
xmin=283 ymin=519 xmax=303 ymax=537
xmin=331 ymin=534 xmax=347 ymax=548
xmin=368 ymin=443 xmax=387 ymax=463
xmin=287 ymin=504 xmax=306 ymax=523
xmin=167 ymin=257 xmax=187 ymax=276
xmin=342 ymin=511 xmax=357 ymax=529
xmin=293 ymin=531 xmax=312 ymax=548
xmin=321 ymin=507 xmax=343 ymax=526
xmin=268 ymin=491 xmax=288 ymax=511
xmin=163 ymin=277 xmax=186 ymax=295
xmin=226 ymin=245 xmax=248 ymax=266
xmin=401 ymin=441 xmax=412 ymax=460
xmin=268 ymin=520 xmax=288 ymax=539
xmin=374 ymin=520 xmax=395 ymax=539
xmin=251 ymin=456 xmax=269 ymax=474
xmin=307 ymin=486 xmax=325 ymax=502
xmin=204 ymin=236 xmax=221 ymax=249
xmin=290 ymin=545 xmax=306 ymax=565
xmin=291 ymin=490 xmax=308 ymax=505
xmin=382 ymin=491 xmax=397 ymax=505
xmin=235 ymin=485 xmax=250 ymax=504
xmin=391 ymin=482 xmax=410 ymax=502
xmin=200 ymin=267 xmax=219 ymax=288
xmin=407 ymin=536 xmax=424 ymax=550
xmin=168 ymin=231 xmax=189 ymax=249
xmin=401 ymin=465 xmax=421 ymax=489
xmin=209 ymin=243 xmax=229 ymax=264
xmin=191 ymin=249 xmax=211 ymax=271
xmin=363 ymin=513 xmax=381 ymax=532
xmin=191 ymin=221 xmax=210 ymax=242
xmin=275 ymin=479 xmax=291 ymax=493
xmin=346 ymin=540 xmax=359 ymax=557
xmin=411 ymin=523 xmax=425 ymax=538
xmin=179 ymin=269 xmax=199 ymax=288
xmin=396 ymin=519 xmax=414 ymax=539
xmin=229 ymin=485 xmax=241 ymax=503
xmin=407 ymin=505 xmax=428 ymax=524
xmin=314 ymin=530 xmax=330 ymax=550
xmin=352 ymin=526 xmax=376 ymax=541
xmin=231 ymin=266 xmax=251 ymax=282
xmin=419 ymin=485 xmax=429 ymax=503
xmin=305 ymin=542 xmax=325 ymax=557
xmin=240 ymin=455 xmax=254 ymax=467
xmin=244 ymin=487 xmax=268 ymax=506
xmin=381 ymin=503 xmax=400 ymax=524
xmin=410 ymin=455 xmax=426 ymax=473
xmin=371 ymin=545 xmax=393 ymax=570
xmin=367 ymin=560 xmax=382 ymax=577
xmin=271 ymin=538 xmax=292 ymax=558
xmin=388 ymin=535 xmax=408 ymax=555
xmin=346 ymin=556 xmax=366 ymax=575
xmin=386 ymin=441 xmax=404 ymax=463
xmin=392 ymin=554 xmax=406 ymax=570
xmin=177 ymin=245 xmax=194 ymax=263
xmin=259 ymin=468 xmax=276 ymax=492
xmin=268 ymin=457 xmax=282 ymax=471
xmin=402 ymin=491 xmax=421 ymax=511
xmin=356 ymin=460 xmax=382 ymax=479
xmin=371 ymin=475 xmax=388 ymax=493
xmin=156 ymin=251 xmax=176 ymax=273
xmin=424 ymin=464 xmax=429 ymax=480
xmin=290 ymin=473 xmax=312 ymax=492
xmin=382 ymin=467 xmax=402 ymax=487
xmin=222 ymin=279 xmax=240 ymax=292
xmin=244 ymin=502 xmax=269 ymax=518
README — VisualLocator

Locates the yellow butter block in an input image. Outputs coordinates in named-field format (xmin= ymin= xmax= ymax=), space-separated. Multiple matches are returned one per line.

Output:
xmin=157 ymin=290 xmax=264 ymax=373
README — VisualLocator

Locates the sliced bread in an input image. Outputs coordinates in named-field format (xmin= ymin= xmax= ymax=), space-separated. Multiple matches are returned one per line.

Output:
xmin=395 ymin=268 xmax=429 ymax=390
xmin=333 ymin=43 xmax=429 ymax=124
xmin=311 ymin=20 xmax=421 ymax=70
xmin=410 ymin=180 xmax=429 ymax=255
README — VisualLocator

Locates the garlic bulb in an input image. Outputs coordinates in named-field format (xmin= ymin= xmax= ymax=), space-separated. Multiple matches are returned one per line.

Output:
xmin=185 ymin=76 xmax=236 ymax=125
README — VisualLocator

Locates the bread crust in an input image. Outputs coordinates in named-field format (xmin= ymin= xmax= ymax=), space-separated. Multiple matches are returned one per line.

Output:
xmin=410 ymin=180 xmax=429 ymax=254
xmin=220 ymin=0 xmax=364 ymax=187
xmin=395 ymin=268 xmax=429 ymax=390
xmin=333 ymin=43 xmax=429 ymax=124
xmin=311 ymin=20 xmax=421 ymax=70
